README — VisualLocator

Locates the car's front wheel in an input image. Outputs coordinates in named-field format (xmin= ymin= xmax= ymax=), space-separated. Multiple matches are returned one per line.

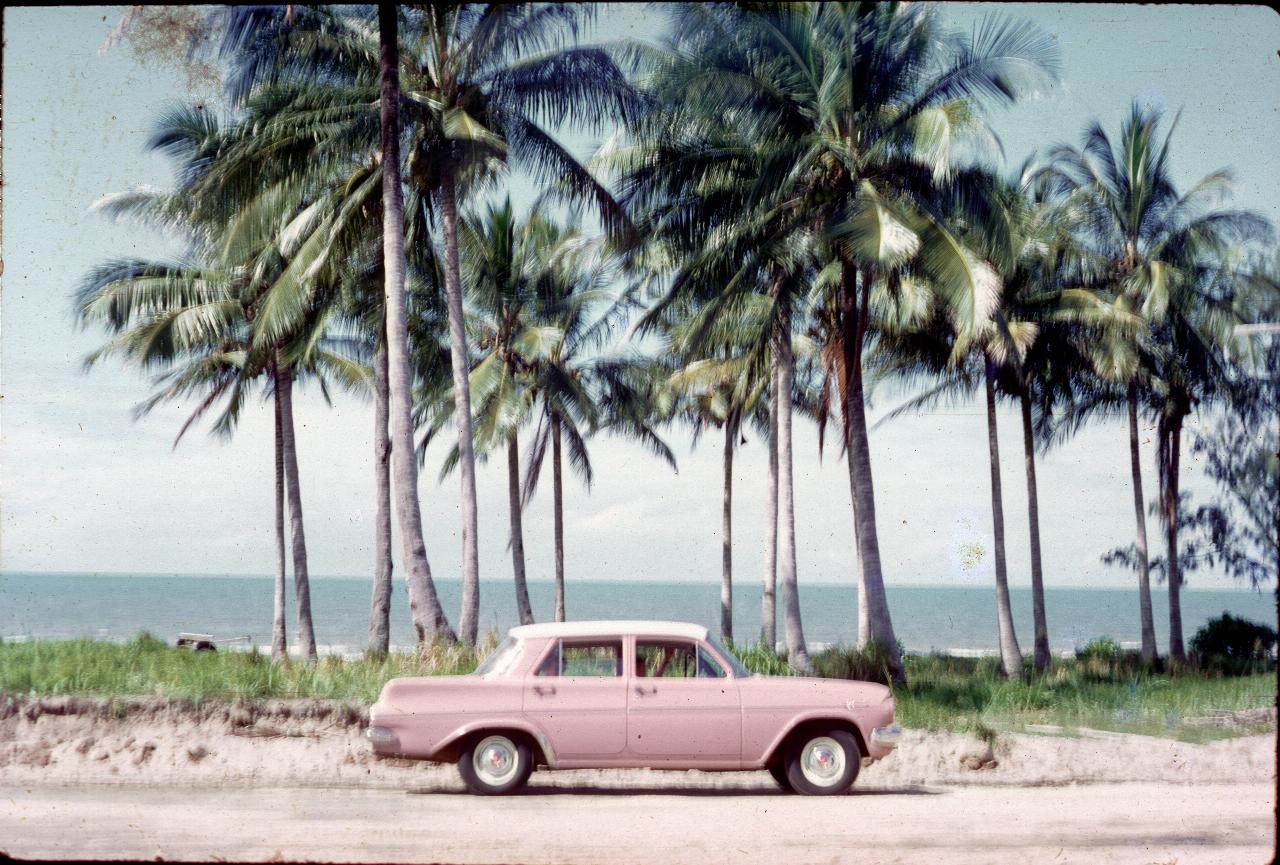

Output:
xmin=457 ymin=733 xmax=533 ymax=795
xmin=784 ymin=728 xmax=861 ymax=796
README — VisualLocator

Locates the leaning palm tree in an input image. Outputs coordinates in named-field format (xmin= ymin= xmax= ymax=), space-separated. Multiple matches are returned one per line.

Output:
xmin=1046 ymin=103 xmax=1271 ymax=660
xmin=217 ymin=3 xmax=642 ymax=644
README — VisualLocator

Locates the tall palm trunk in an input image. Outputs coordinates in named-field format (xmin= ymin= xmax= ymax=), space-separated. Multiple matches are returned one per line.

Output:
xmin=1020 ymin=391 xmax=1050 ymax=672
xmin=367 ymin=331 xmax=393 ymax=656
xmin=552 ymin=415 xmax=566 ymax=623
xmin=507 ymin=433 xmax=535 ymax=626
xmin=378 ymin=3 xmax=454 ymax=644
xmin=271 ymin=369 xmax=288 ymax=664
xmin=1162 ymin=415 xmax=1186 ymax=661
xmin=841 ymin=264 xmax=902 ymax=677
xmin=275 ymin=361 xmax=317 ymax=662
xmin=985 ymin=367 xmax=1022 ymax=678
xmin=843 ymin=405 xmax=868 ymax=650
xmin=1127 ymin=382 xmax=1158 ymax=665
xmin=721 ymin=416 xmax=734 ymax=643
xmin=761 ymin=390 xmax=778 ymax=650
xmin=774 ymin=291 xmax=810 ymax=672
xmin=439 ymin=171 xmax=481 ymax=645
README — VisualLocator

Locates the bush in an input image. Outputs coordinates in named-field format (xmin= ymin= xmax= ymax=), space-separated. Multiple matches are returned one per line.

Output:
xmin=1078 ymin=637 xmax=1121 ymax=661
xmin=1190 ymin=613 xmax=1277 ymax=675
xmin=812 ymin=640 xmax=898 ymax=685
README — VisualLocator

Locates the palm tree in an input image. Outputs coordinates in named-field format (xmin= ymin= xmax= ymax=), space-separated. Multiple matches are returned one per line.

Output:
xmin=75 ymin=110 xmax=319 ymax=661
xmin=523 ymin=240 xmax=675 ymax=623
xmin=615 ymin=3 xmax=1059 ymax=676
xmin=1047 ymin=104 xmax=1271 ymax=660
xmin=378 ymin=3 xmax=457 ymax=645
xmin=658 ymin=313 xmax=769 ymax=643
xmin=75 ymin=229 xmax=361 ymax=665
xmin=422 ymin=198 xmax=565 ymax=626
xmin=218 ymin=3 xmax=641 ymax=644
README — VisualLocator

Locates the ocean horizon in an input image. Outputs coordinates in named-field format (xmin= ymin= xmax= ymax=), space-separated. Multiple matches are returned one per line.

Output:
xmin=2 ymin=570 xmax=1273 ymax=657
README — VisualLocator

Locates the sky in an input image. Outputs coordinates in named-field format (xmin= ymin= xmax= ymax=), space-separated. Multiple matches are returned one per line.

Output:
xmin=2 ymin=4 xmax=1278 ymax=592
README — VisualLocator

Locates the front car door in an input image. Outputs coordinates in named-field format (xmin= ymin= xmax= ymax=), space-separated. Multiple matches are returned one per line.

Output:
xmin=626 ymin=637 xmax=741 ymax=767
xmin=522 ymin=637 xmax=628 ymax=765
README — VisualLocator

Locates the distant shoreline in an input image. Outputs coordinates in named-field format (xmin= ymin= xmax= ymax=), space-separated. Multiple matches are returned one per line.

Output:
xmin=0 ymin=569 xmax=1270 ymax=592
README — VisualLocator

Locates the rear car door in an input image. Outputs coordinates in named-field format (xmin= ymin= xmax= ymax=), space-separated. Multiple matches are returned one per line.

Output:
xmin=626 ymin=638 xmax=741 ymax=765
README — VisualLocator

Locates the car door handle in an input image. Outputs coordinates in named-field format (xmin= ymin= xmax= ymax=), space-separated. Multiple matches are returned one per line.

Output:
xmin=532 ymin=685 xmax=557 ymax=696
xmin=634 ymin=685 xmax=657 ymax=696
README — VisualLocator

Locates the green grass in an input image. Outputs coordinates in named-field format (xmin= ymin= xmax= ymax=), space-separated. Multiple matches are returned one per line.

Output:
xmin=893 ymin=652 xmax=1276 ymax=742
xmin=0 ymin=632 xmax=488 ymax=704
xmin=1 ymin=634 xmax=1273 ymax=741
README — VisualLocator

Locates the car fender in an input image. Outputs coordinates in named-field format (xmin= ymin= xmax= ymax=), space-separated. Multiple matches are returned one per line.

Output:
xmin=759 ymin=709 xmax=869 ymax=767
xmin=433 ymin=717 xmax=558 ymax=768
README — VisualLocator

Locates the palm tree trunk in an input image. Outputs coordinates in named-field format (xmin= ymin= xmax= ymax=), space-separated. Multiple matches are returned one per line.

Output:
xmin=721 ymin=416 xmax=734 ymax=643
xmin=985 ymin=366 xmax=1022 ymax=678
xmin=439 ymin=171 xmax=481 ymax=646
xmin=774 ymin=290 xmax=810 ymax=672
xmin=271 ymin=368 xmax=288 ymax=664
xmin=1128 ymin=381 xmax=1158 ymax=665
xmin=1020 ymin=391 xmax=1050 ymax=672
xmin=367 ymin=332 xmax=393 ymax=656
xmin=275 ymin=361 xmax=317 ymax=662
xmin=844 ymin=413 xmax=869 ymax=650
xmin=552 ymin=415 xmax=566 ymax=623
xmin=378 ymin=3 xmax=455 ymax=645
xmin=507 ymin=433 xmax=535 ymax=626
xmin=1164 ymin=415 xmax=1185 ymax=661
xmin=841 ymin=264 xmax=902 ymax=677
xmin=761 ymin=389 xmax=778 ymax=651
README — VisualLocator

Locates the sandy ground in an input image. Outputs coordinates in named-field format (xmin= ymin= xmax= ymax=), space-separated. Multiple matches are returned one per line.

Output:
xmin=1 ymin=696 xmax=1276 ymax=863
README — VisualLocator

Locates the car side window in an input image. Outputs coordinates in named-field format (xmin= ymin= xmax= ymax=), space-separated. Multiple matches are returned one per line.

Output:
xmin=536 ymin=639 xmax=623 ymax=676
xmin=636 ymin=640 xmax=725 ymax=679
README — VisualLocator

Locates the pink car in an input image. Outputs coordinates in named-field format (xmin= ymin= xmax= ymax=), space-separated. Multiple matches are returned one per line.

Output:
xmin=366 ymin=620 xmax=901 ymax=795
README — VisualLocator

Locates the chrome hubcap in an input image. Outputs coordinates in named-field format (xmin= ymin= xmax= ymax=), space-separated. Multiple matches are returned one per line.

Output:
xmin=800 ymin=736 xmax=846 ymax=787
xmin=472 ymin=736 xmax=519 ymax=786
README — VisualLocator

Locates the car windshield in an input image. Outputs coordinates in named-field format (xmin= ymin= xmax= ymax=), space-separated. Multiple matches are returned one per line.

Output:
xmin=704 ymin=636 xmax=752 ymax=678
xmin=473 ymin=636 xmax=522 ymax=677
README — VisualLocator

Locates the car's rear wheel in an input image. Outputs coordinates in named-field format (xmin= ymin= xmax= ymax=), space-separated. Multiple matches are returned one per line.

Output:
xmin=457 ymin=733 xmax=533 ymax=795
xmin=767 ymin=761 xmax=793 ymax=791
xmin=784 ymin=728 xmax=860 ymax=796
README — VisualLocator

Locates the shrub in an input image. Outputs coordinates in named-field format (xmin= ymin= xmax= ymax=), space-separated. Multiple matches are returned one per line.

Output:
xmin=812 ymin=641 xmax=897 ymax=685
xmin=1190 ymin=613 xmax=1277 ymax=675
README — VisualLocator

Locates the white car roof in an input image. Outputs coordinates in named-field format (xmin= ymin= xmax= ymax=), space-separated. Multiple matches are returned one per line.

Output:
xmin=508 ymin=620 xmax=710 ymax=641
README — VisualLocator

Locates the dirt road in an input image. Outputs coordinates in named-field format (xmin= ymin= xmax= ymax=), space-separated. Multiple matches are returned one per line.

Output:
xmin=1 ymin=779 xmax=1273 ymax=865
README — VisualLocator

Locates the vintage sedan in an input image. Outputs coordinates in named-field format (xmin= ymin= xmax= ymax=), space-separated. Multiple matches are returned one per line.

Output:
xmin=366 ymin=620 xmax=900 ymax=795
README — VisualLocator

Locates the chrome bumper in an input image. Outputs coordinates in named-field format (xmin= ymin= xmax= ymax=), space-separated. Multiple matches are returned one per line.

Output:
xmin=870 ymin=724 xmax=903 ymax=748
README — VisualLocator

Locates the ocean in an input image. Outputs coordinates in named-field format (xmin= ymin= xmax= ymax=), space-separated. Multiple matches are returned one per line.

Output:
xmin=1 ymin=571 xmax=1273 ymax=657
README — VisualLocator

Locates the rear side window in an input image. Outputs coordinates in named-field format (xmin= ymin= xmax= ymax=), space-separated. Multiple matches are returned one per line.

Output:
xmin=536 ymin=639 xmax=623 ymax=676
xmin=636 ymin=640 xmax=726 ymax=679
